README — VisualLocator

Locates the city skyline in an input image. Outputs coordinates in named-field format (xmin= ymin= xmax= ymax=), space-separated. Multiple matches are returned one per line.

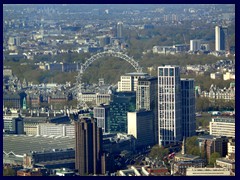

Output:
xmin=3 ymin=4 xmax=235 ymax=176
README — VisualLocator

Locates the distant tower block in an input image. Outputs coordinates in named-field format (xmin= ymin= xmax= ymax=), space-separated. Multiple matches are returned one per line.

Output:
xmin=215 ymin=25 xmax=228 ymax=52
xmin=190 ymin=40 xmax=202 ymax=52
xmin=117 ymin=21 xmax=123 ymax=39
xmin=99 ymin=78 xmax=104 ymax=86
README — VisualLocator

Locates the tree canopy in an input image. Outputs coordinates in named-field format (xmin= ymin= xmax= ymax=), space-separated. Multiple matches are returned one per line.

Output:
xmin=209 ymin=152 xmax=221 ymax=165
xmin=149 ymin=144 xmax=169 ymax=160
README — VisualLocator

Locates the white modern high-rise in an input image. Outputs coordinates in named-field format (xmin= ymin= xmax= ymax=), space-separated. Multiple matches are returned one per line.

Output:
xmin=190 ymin=39 xmax=202 ymax=52
xmin=117 ymin=72 xmax=148 ymax=92
xmin=181 ymin=78 xmax=196 ymax=138
xmin=117 ymin=21 xmax=123 ymax=38
xmin=158 ymin=65 xmax=182 ymax=146
xmin=93 ymin=105 xmax=110 ymax=133
xmin=136 ymin=76 xmax=158 ymax=144
xmin=215 ymin=25 xmax=227 ymax=52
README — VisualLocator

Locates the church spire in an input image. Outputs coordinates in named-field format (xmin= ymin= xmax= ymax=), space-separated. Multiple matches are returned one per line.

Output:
xmin=181 ymin=137 xmax=186 ymax=155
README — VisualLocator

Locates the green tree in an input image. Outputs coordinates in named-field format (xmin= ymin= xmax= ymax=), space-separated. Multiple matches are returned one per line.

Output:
xmin=186 ymin=136 xmax=201 ymax=156
xmin=209 ymin=152 xmax=221 ymax=165
xmin=65 ymin=99 xmax=78 ymax=108
xmin=3 ymin=167 xmax=16 ymax=176
xmin=196 ymin=97 xmax=211 ymax=112
xmin=149 ymin=145 xmax=169 ymax=160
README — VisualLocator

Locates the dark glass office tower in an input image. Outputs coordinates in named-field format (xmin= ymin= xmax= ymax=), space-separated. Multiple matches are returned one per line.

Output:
xmin=181 ymin=78 xmax=196 ymax=138
xmin=109 ymin=92 xmax=136 ymax=133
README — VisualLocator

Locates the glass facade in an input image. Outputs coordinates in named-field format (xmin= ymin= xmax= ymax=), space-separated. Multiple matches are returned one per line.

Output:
xmin=158 ymin=66 xmax=182 ymax=146
xmin=109 ymin=92 xmax=136 ymax=133
xmin=181 ymin=79 xmax=196 ymax=138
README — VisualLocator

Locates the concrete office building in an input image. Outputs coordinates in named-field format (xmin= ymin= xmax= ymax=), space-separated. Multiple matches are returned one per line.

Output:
xmin=136 ymin=76 xmax=158 ymax=144
xmin=186 ymin=167 xmax=231 ymax=176
xmin=190 ymin=39 xmax=202 ymax=52
xmin=127 ymin=111 xmax=155 ymax=148
xmin=227 ymin=138 xmax=235 ymax=158
xmin=216 ymin=158 xmax=235 ymax=171
xmin=158 ymin=65 xmax=182 ymax=146
xmin=117 ymin=72 xmax=148 ymax=92
xmin=96 ymin=93 xmax=111 ymax=106
xmin=79 ymin=93 xmax=96 ymax=103
xmin=209 ymin=117 xmax=235 ymax=138
xmin=4 ymin=116 xmax=24 ymax=134
xmin=38 ymin=123 xmax=75 ymax=137
xmin=173 ymin=159 xmax=206 ymax=176
xmin=136 ymin=76 xmax=157 ymax=111
xmin=75 ymin=118 xmax=105 ymax=176
xmin=198 ymin=135 xmax=228 ymax=162
xmin=181 ymin=78 xmax=196 ymax=137
xmin=93 ymin=105 xmax=110 ymax=133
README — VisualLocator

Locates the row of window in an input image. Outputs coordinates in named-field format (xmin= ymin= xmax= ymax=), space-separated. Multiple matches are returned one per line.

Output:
xmin=159 ymin=67 xmax=179 ymax=77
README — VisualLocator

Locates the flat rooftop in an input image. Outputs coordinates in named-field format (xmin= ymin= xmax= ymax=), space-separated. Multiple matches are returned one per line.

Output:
xmin=3 ymin=134 xmax=75 ymax=157
xmin=125 ymin=72 xmax=148 ymax=76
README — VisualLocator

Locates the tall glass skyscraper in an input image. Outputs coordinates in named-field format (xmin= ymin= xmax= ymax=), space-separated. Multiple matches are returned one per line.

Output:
xmin=181 ymin=78 xmax=196 ymax=138
xmin=158 ymin=65 xmax=182 ymax=146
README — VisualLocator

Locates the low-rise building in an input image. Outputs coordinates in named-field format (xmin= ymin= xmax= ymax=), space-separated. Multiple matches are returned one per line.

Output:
xmin=186 ymin=167 xmax=231 ymax=176
xmin=210 ymin=72 xmax=223 ymax=79
xmin=216 ymin=158 xmax=235 ymax=171
xmin=174 ymin=154 xmax=200 ymax=162
xmin=198 ymin=135 xmax=228 ymax=162
xmin=209 ymin=117 xmax=235 ymax=138
xmin=3 ymin=135 xmax=75 ymax=166
xmin=223 ymin=72 xmax=235 ymax=81
xmin=201 ymin=83 xmax=235 ymax=100
xmin=227 ymin=138 xmax=235 ymax=158
xmin=117 ymin=72 xmax=149 ymax=92
xmin=173 ymin=159 xmax=206 ymax=176
xmin=102 ymin=133 xmax=136 ymax=154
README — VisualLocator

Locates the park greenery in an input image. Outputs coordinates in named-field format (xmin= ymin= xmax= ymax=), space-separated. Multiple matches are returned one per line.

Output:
xmin=209 ymin=152 xmax=221 ymax=165
xmin=149 ymin=144 xmax=169 ymax=160
xmin=195 ymin=112 xmax=212 ymax=130
xmin=196 ymin=97 xmax=235 ymax=112
xmin=3 ymin=167 xmax=16 ymax=176
xmin=4 ymin=23 xmax=235 ymax=85
xmin=185 ymin=136 xmax=201 ymax=157
xmin=4 ymin=25 xmax=235 ymax=112
xmin=4 ymin=52 xmax=234 ymax=88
